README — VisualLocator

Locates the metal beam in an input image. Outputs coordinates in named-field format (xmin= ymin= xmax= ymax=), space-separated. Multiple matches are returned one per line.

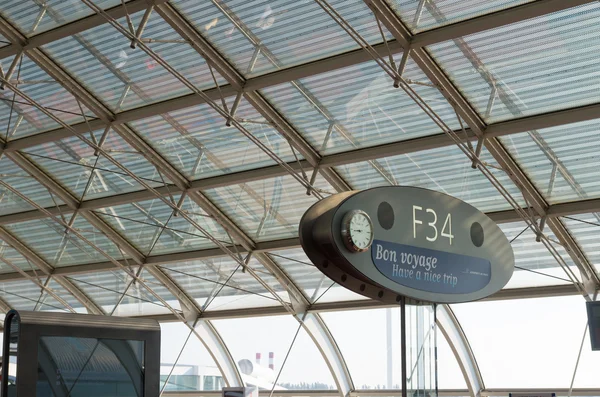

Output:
xmin=0 ymin=0 xmax=586 ymax=75
xmin=0 ymin=238 xmax=298 ymax=282
xmin=0 ymin=296 xmax=12 ymax=313
xmin=0 ymin=228 xmax=588 ymax=301
xmin=154 ymin=3 xmax=347 ymax=189
xmin=195 ymin=320 xmax=244 ymax=387
xmin=485 ymin=102 xmax=600 ymax=138
xmin=153 ymin=2 xmax=348 ymax=301
xmin=410 ymin=0 xmax=596 ymax=48
xmin=53 ymin=275 xmax=105 ymax=315
xmin=0 ymin=225 xmax=106 ymax=314
xmin=364 ymin=0 xmax=600 ymax=291
xmin=0 ymin=14 xmax=335 ymax=392
xmin=158 ymin=390 xmax=600 ymax=397
xmin=2 ymin=119 xmax=598 ymax=225
xmin=144 ymin=265 xmax=200 ymax=323
xmin=359 ymin=0 xmax=596 ymax=393
xmin=2 ymin=6 xmax=330 ymax=326
xmin=0 ymin=29 xmax=277 ymax=391
xmin=0 ymin=0 xmax=593 ymax=157
xmin=6 ymin=61 xmax=600 ymax=156
xmin=437 ymin=305 xmax=484 ymax=397
xmin=132 ymin=284 xmax=584 ymax=322
xmin=301 ymin=313 xmax=355 ymax=395
xmin=0 ymin=0 xmax=170 ymax=59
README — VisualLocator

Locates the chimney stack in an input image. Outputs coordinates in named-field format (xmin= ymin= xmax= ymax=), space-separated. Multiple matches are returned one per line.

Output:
xmin=268 ymin=352 xmax=274 ymax=370
xmin=255 ymin=352 xmax=261 ymax=365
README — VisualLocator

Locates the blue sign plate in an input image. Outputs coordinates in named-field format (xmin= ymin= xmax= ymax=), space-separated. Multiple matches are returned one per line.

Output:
xmin=371 ymin=239 xmax=491 ymax=294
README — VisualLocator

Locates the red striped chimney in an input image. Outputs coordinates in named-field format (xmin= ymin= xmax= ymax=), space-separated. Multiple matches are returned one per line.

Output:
xmin=268 ymin=352 xmax=274 ymax=370
xmin=255 ymin=352 xmax=261 ymax=365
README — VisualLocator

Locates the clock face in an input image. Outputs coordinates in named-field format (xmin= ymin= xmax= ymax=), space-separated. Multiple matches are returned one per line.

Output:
xmin=341 ymin=210 xmax=374 ymax=252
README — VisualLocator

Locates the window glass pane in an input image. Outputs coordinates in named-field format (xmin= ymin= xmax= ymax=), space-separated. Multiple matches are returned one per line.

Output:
xmin=386 ymin=0 xmax=532 ymax=33
xmin=0 ymin=241 xmax=36 ymax=274
xmin=172 ymin=0 xmax=390 ymax=78
xmin=267 ymin=248 xmax=369 ymax=304
xmin=129 ymin=98 xmax=297 ymax=180
xmin=428 ymin=4 xmax=600 ymax=123
xmin=205 ymin=174 xmax=334 ymax=242
xmin=0 ymin=53 xmax=93 ymax=140
xmin=160 ymin=256 xmax=287 ymax=311
xmin=335 ymin=146 xmax=524 ymax=212
xmin=500 ymin=221 xmax=578 ymax=289
xmin=36 ymin=336 xmax=144 ymax=397
xmin=0 ymin=33 xmax=9 ymax=48
xmin=213 ymin=315 xmax=336 ymax=389
xmin=452 ymin=296 xmax=599 ymax=387
xmin=42 ymin=10 xmax=225 ymax=112
xmin=0 ymin=279 xmax=74 ymax=312
xmin=94 ymin=196 xmax=229 ymax=256
xmin=562 ymin=214 xmax=600 ymax=275
xmin=160 ymin=322 xmax=225 ymax=392
xmin=4 ymin=216 xmax=126 ymax=267
xmin=66 ymin=268 xmax=179 ymax=316
xmin=0 ymin=155 xmax=65 ymax=215
xmin=501 ymin=119 xmax=600 ymax=204
xmin=23 ymin=129 xmax=167 ymax=201
xmin=1 ymin=1 xmax=120 ymax=36
xmin=262 ymin=59 xmax=459 ymax=155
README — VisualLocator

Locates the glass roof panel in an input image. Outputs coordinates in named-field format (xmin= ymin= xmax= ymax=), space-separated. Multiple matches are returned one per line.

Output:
xmin=0 ymin=278 xmax=77 ymax=312
xmin=4 ymin=215 xmax=127 ymax=267
xmin=500 ymin=119 xmax=600 ymax=204
xmin=172 ymin=0 xmax=390 ymax=78
xmin=138 ymin=267 xmax=180 ymax=313
xmin=0 ymin=53 xmax=95 ymax=140
xmin=130 ymin=97 xmax=297 ymax=180
xmin=205 ymin=173 xmax=334 ymax=242
xmin=335 ymin=145 xmax=525 ymax=212
xmin=261 ymin=59 xmax=459 ymax=155
xmin=0 ymin=240 xmax=36 ymax=274
xmin=42 ymin=10 xmax=225 ymax=112
xmin=267 ymin=247 xmax=369 ymax=303
xmin=48 ymin=278 xmax=88 ymax=313
xmin=427 ymin=3 xmax=600 ymax=123
xmin=22 ymin=128 xmax=168 ymax=201
xmin=386 ymin=0 xmax=533 ymax=33
xmin=94 ymin=195 xmax=229 ymax=256
xmin=148 ymin=196 xmax=231 ymax=256
xmin=452 ymin=295 xmax=598 ymax=387
xmin=94 ymin=196 xmax=178 ymax=255
xmin=562 ymin=213 xmax=600 ymax=275
xmin=0 ymin=155 xmax=65 ymax=215
xmin=0 ymin=33 xmax=9 ymax=48
xmin=160 ymin=256 xmax=285 ymax=311
xmin=66 ymin=267 xmax=179 ymax=316
xmin=213 ymin=315 xmax=336 ymax=389
xmin=499 ymin=221 xmax=578 ymax=289
xmin=0 ymin=0 xmax=120 ymax=37
xmin=0 ymin=88 xmax=59 ymax=141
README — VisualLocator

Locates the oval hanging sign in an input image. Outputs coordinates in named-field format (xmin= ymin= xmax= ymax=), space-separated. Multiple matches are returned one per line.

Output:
xmin=299 ymin=186 xmax=514 ymax=304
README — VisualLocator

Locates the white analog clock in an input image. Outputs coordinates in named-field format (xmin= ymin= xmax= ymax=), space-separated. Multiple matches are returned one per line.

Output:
xmin=341 ymin=210 xmax=374 ymax=252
